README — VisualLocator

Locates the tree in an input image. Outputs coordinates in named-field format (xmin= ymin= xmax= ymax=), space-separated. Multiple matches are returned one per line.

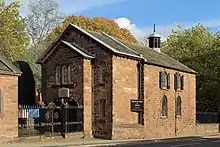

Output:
xmin=48 ymin=16 xmax=138 ymax=44
xmin=14 ymin=61 xmax=36 ymax=105
xmin=25 ymin=0 xmax=63 ymax=89
xmin=161 ymin=24 xmax=220 ymax=112
xmin=0 ymin=1 xmax=29 ymax=61
xmin=162 ymin=24 xmax=215 ymax=61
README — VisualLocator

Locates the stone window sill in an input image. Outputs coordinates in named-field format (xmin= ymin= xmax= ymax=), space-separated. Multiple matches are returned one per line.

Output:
xmin=175 ymin=89 xmax=183 ymax=92
xmin=160 ymin=87 xmax=169 ymax=91
xmin=176 ymin=115 xmax=181 ymax=118
xmin=161 ymin=116 xmax=167 ymax=119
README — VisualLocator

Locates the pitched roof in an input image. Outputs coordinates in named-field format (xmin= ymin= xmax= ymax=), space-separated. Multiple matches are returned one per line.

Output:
xmin=37 ymin=24 xmax=144 ymax=63
xmin=38 ymin=24 xmax=196 ymax=74
xmin=62 ymin=40 xmax=95 ymax=59
xmin=0 ymin=55 xmax=22 ymax=75
xmin=42 ymin=40 xmax=95 ymax=62
xmin=87 ymin=30 xmax=196 ymax=74
xmin=120 ymin=41 xmax=196 ymax=73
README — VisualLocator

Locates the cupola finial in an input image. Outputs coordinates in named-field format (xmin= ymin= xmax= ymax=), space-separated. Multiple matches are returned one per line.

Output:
xmin=153 ymin=24 xmax=156 ymax=33
xmin=148 ymin=24 xmax=161 ymax=53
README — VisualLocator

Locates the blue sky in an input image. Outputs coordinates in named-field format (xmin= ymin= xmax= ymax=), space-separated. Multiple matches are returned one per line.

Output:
xmin=5 ymin=0 xmax=220 ymax=41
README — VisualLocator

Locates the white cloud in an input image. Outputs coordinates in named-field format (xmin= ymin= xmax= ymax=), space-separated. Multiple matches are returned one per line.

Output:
xmin=115 ymin=17 xmax=147 ymax=42
xmin=115 ymin=17 xmax=168 ymax=43
xmin=115 ymin=17 xmax=220 ymax=43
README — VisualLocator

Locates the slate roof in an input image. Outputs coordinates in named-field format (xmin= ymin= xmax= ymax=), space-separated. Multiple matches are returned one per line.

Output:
xmin=38 ymin=24 xmax=196 ymax=74
xmin=0 ymin=55 xmax=22 ymax=75
xmin=87 ymin=30 xmax=196 ymax=74
xmin=62 ymin=40 xmax=94 ymax=59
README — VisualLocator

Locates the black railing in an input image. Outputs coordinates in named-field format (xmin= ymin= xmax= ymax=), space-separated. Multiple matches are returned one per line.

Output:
xmin=196 ymin=111 xmax=219 ymax=123
xmin=18 ymin=103 xmax=83 ymax=137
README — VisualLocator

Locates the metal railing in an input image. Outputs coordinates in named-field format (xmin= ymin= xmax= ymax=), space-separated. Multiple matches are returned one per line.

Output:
xmin=196 ymin=111 xmax=219 ymax=123
xmin=18 ymin=103 xmax=83 ymax=137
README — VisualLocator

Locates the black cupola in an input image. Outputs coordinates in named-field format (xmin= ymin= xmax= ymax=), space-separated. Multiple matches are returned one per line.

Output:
xmin=148 ymin=24 xmax=161 ymax=52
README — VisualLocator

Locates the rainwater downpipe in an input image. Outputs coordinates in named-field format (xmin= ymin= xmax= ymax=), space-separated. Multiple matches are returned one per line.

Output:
xmin=138 ymin=61 xmax=144 ymax=125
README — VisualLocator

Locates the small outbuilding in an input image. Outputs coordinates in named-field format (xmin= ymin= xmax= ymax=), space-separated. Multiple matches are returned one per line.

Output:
xmin=0 ymin=55 xmax=21 ymax=142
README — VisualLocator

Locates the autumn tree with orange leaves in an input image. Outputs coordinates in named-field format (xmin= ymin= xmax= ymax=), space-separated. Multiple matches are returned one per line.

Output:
xmin=48 ymin=16 xmax=138 ymax=44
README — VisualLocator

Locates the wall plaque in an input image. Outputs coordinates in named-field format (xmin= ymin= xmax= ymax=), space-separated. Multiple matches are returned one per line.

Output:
xmin=58 ymin=87 xmax=70 ymax=98
xmin=130 ymin=99 xmax=144 ymax=112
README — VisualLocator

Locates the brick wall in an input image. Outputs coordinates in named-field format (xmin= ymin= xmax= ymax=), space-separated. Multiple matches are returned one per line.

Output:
xmin=0 ymin=75 xmax=19 ymax=142
xmin=42 ymin=27 xmax=113 ymax=139
xmin=112 ymin=56 xmax=145 ymax=139
xmin=63 ymin=28 xmax=113 ymax=139
xmin=42 ymin=44 xmax=84 ymax=105
xmin=196 ymin=124 xmax=219 ymax=135
xmin=144 ymin=65 xmax=196 ymax=138
xmin=41 ymin=26 xmax=197 ymax=140
xmin=111 ymin=57 xmax=196 ymax=140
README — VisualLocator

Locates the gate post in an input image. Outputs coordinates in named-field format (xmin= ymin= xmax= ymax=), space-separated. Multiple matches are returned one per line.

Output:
xmin=58 ymin=88 xmax=70 ymax=138
xmin=60 ymin=98 xmax=68 ymax=138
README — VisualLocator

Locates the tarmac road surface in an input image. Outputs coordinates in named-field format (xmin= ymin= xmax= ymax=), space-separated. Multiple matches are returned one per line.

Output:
xmin=115 ymin=138 xmax=220 ymax=147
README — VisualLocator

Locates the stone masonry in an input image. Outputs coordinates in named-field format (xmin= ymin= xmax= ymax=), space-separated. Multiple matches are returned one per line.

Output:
xmin=39 ymin=24 xmax=197 ymax=140
xmin=111 ymin=59 xmax=196 ymax=139
xmin=41 ymin=26 xmax=113 ymax=139
xmin=0 ymin=75 xmax=19 ymax=142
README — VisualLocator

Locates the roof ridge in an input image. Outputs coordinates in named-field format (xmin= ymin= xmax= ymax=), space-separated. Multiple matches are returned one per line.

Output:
xmin=101 ymin=32 xmax=142 ymax=56
xmin=0 ymin=55 xmax=22 ymax=75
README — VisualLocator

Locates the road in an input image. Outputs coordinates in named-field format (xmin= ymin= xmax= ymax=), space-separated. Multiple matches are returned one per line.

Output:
xmin=116 ymin=138 xmax=220 ymax=147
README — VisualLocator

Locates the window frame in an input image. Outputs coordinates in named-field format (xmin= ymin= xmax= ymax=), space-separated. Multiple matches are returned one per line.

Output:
xmin=55 ymin=65 xmax=61 ymax=85
xmin=174 ymin=73 xmax=184 ymax=91
xmin=68 ymin=64 xmax=74 ymax=84
xmin=61 ymin=65 xmax=68 ymax=84
xmin=99 ymin=62 xmax=106 ymax=84
xmin=176 ymin=96 xmax=182 ymax=117
xmin=161 ymin=95 xmax=168 ymax=118
xmin=159 ymin=71 xmax=170 ymax=90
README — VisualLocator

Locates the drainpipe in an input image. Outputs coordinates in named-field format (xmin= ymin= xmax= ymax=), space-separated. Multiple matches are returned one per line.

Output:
xmin=138 ymin=61 xmax=144 ymax=125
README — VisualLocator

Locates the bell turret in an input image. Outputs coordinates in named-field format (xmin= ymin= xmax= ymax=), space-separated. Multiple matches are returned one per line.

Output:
xmin=148 ymin=24 xmax=161 ymax=52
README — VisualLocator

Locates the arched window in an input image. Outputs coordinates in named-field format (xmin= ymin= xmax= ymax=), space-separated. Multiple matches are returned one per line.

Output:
xmin=100 ymin=99 xmax=107 ymax=118
xmin=62 ymin=65 xmax=68 ymax=84
xmin=99 ymin=62 xmax=106 ymax=83
xmin=55 ymin=66 xmax=60 ymax=85
xmin=69 ymin=99 xmax=79 ymax=126
xmin=176 ymin=96 xmax=182 ymax=116
xmin=159 ymin=72 xmax=170 ymax=89
xmin=68 ymin=64 xmax=74 ymax=84
xmin=162 ymin=95 xmax=168 ymax=117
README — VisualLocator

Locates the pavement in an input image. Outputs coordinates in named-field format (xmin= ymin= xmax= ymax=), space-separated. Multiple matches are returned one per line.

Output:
xmin=0 ymin=134 xmax=219 ymax=147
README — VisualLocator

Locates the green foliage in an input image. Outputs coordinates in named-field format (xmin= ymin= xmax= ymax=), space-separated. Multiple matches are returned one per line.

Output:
xmin=162 ymin=24 xmax=220 ymax=112
xmin=162 ymin=24 xmax=215 ymax=61
xmin=0 ymin=1 xmax=29 ymax=61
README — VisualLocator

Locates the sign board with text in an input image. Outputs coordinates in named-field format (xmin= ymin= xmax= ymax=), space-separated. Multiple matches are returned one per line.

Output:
xmin=130 ymin=99 xmax=144 ymax=112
